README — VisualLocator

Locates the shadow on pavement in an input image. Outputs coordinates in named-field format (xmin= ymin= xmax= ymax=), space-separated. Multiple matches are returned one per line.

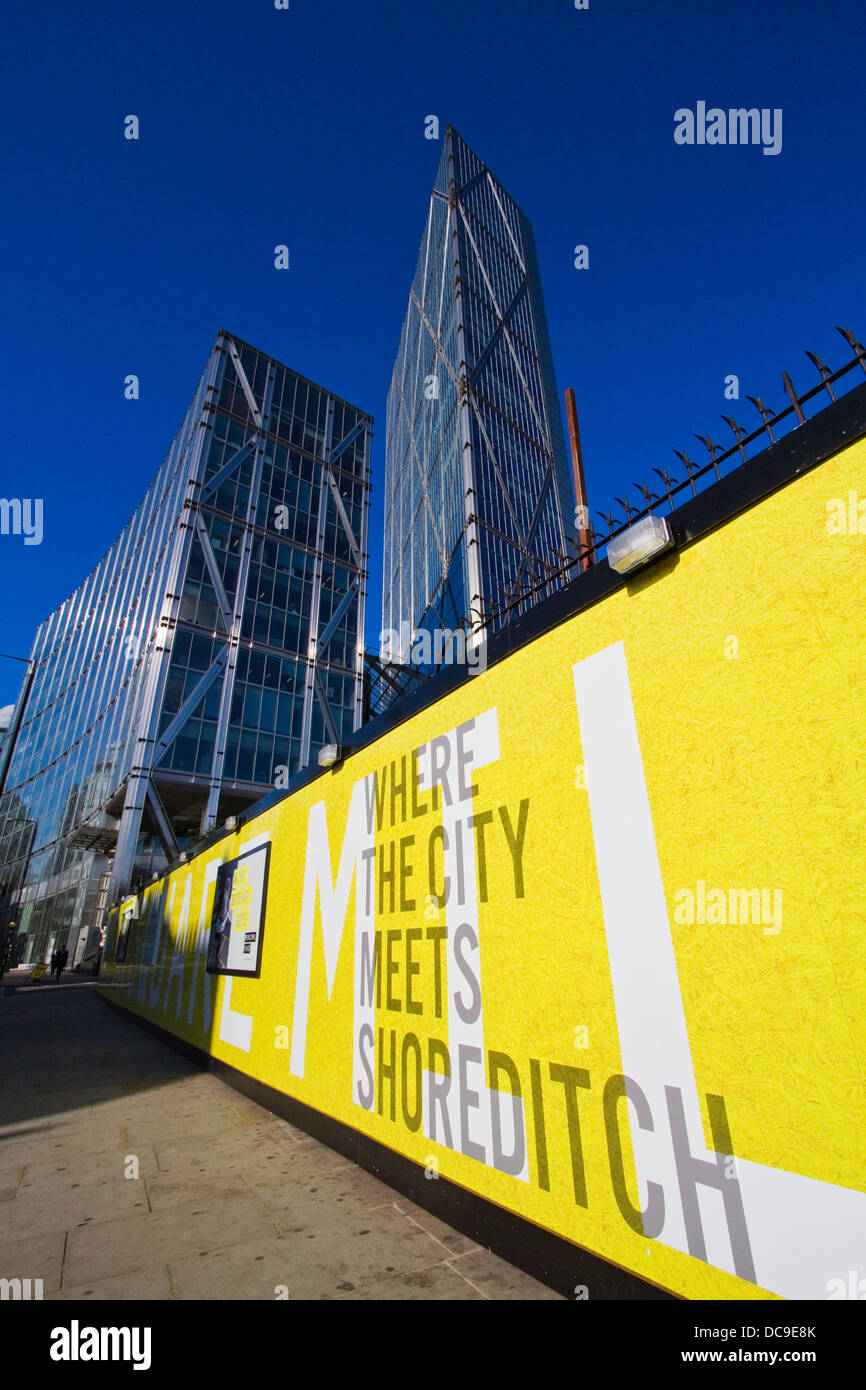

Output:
xmin=0 ymin=977 xmax=198 ymax=1133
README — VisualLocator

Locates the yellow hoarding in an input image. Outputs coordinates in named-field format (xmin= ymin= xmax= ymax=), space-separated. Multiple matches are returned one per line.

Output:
xmin=102 ymin=435 xmax=866 ymax=1300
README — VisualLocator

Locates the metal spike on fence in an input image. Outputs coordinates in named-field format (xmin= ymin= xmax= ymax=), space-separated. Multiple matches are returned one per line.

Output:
xmin=634 ymin=481 xmax=658 ymax=511
xmin=805 ymin=351 xmax=836 ymax=402
xmin=471 ymin=324 xmax=863 ymax=635
xmin=577 ymin=550 xmax=592 ymax=574
xmin=673 ymin=450 xmax=700 ymax=496
xmin=470 ymin=599 xmax=487 ymax=626
xmin=781 ymin=371 xmax=806 ymax=425
xmin=653 ymin=467 xmax=680 ymax=509
xmin=573 ymin=524 xmax=597 ymax=570
xmin=695 ymin=434 xmax=723 ymax=480
xmin=835 ymin=326 xmax=866 ymax=377
xmin=746 ymin=396 xmax=776 ymax=444
xmin=721 ymin=415 xmax=748 ymax=464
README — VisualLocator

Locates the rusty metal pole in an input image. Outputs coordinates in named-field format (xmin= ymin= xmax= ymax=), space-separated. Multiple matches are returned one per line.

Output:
xmin=564 ymin=387 xmax=593 ymax=571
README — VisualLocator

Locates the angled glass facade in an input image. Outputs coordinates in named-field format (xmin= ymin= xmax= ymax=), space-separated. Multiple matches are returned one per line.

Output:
xmin=382 ymin=126 xmax=576 ymax=655
xmin=0 ymin=331 xmax=371 ymax=966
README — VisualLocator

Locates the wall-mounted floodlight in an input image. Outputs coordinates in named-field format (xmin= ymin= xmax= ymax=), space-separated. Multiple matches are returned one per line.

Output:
xmin=607 ymin=516 xmax=673 ymax=575
xmin=224 ymin=815 xmax=237 ymax=831
xmin=318 ymin=744 xmax=341 ymax=769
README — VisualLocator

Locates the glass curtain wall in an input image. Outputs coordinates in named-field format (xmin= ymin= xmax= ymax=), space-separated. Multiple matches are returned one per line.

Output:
xmin=0 ymin=332 xmax=371 ymax=965
xmin=383 ymin=126 xmax=575 ymax=656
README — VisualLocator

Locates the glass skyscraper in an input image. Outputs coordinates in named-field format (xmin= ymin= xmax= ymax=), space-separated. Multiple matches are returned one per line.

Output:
xmin=0 ymin=331 xmax=371 ymax=966
xmin=382 ymin=126 xmax=576 ymax=657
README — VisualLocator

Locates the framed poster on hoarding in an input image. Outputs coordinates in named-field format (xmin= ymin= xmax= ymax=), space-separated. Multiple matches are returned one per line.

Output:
xmin=115 ymin=904 xmax=137 ymax=962
xmin=206 ymin=842 xmax=270 ymax=978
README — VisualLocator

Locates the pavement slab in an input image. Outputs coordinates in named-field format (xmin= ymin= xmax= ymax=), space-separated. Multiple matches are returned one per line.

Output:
xmin=331 ymin=1262 xmax=488 ymax=1300
xmin=0 ymin=1229 xmax=66 ymax=1294
xmin=47 ymin=1265 xmax=174 ymax=1301
xmin=447 ymin=1248 xmax=564 ymax=1299
xmin=63 ymin=1190 xmax=281 ymax=1286
xmin=169 ymin=1209 xmax=451 ymax=1301
xmin=0 ymin=977 xmax=556 ymax=1300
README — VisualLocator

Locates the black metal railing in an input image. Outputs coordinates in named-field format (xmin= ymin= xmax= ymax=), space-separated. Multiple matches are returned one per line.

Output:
xmin=471 ymin=325 xmax=866 ymax=633
xmin=363 ymin=650 xmax=436 ymax=719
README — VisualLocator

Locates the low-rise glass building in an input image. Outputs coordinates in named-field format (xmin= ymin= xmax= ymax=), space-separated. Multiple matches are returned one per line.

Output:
xmin=0 ymin=331 xmax=371 ymax=966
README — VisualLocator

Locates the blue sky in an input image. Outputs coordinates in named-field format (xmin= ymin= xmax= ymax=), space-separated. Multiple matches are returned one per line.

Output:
xmin=1 ymin=0 xmax=864 ymax=705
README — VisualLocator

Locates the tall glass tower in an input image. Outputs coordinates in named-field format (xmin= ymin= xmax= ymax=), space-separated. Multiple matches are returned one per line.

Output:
xmin=0 ymin=331 xmax=371 ymax=966
xmin=382 ymin=126 xmax=575 ymax=657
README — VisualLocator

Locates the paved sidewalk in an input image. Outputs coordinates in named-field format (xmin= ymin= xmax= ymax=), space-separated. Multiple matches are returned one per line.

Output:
xmin=0 ymin=977 xmax=559 ymax=1301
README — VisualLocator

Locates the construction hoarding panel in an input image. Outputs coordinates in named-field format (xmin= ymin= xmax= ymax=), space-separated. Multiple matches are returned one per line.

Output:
xmin=102 ymin=436 xmax=866 ymax=1300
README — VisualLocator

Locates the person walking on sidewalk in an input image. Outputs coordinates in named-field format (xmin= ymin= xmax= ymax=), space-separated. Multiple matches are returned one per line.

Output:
xmin=51 ymin=945 xmax=68 ymax=982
